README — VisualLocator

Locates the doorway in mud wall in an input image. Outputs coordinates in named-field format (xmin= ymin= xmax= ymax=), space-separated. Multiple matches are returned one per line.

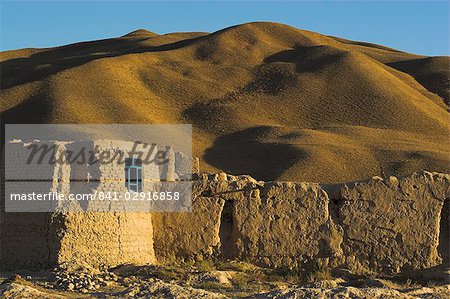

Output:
xmin=438 ymin=199 xmax=449 ymax=264
xmin=219 ymin=200 xmax=236 ymax=259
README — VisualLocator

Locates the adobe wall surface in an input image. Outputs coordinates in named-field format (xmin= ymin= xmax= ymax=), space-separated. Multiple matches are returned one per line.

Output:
xmin=231 ymin=181 xmax=343 ymax=269
xmin=152 ymin=173 xmax=344 ymax=269
xmin=1 ymin=139 xmax=167 ymax=270
xmin=152 ymin=173 xmax=261 ymax=263
xmin=57 ymin=212 xmax=155 ymax=268
xmin=1 ymin=141 xmax=63 ymax=270
xmin=336 ymin=172 xmax=450 ymax=275
xmin=0 ymin=213 xmax=60 ymax=270
xmin=65 ymin=140 xmax=162 ymax=212
xmin=1 ymin=142 xmax=449 ymax=278
xmin=152 ymin=197 xmax=225 ymax=263
xmin=152 ymin=171 xmax=449 ymax=276
xmin=5 ymin=141 xmax=61 ymax=182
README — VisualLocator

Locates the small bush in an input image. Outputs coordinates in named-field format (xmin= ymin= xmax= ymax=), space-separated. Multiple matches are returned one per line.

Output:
xmin=180 ymin=259 xmax=195 ymax=269
xmin=231 ymin=273 xmax=250 ymax=290
xmin=266 ymin=267 xmax=304 ymax=284
xmin=154 ymin=268 xmax=183 ymax=281
xmin=230 ymin=261 xmax=257 ymax=273
xmin=230 ymin=272 xmax=265 ymax=293
xmin=216 ymin=260 xmax=256 ymax=273
xmin=307 ymin=268 xmax=333 ymax=282
xmin=195 ymin=260 xmax=215 ymax=272
xmin=134 ymin=265 xmax=186 ymax=281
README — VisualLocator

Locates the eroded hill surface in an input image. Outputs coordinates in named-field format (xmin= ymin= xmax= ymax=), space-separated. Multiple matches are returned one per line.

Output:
xmin=1 ymin=22 xmax=449 ymax=183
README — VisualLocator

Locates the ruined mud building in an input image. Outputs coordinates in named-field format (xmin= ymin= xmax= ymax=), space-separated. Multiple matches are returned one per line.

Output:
xmin=1 ymin=139 xmax=449 ymax=276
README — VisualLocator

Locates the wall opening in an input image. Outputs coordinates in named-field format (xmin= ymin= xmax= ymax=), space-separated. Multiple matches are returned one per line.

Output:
xmin=438 ymin=198 xmax=449 ymax=265
xmin=219 ymin=200 xmax=236 ymax=259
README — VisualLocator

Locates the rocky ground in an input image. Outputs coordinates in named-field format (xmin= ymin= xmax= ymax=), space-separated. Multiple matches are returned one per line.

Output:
xmin=1 ymin=261 xmax=449 ymax=298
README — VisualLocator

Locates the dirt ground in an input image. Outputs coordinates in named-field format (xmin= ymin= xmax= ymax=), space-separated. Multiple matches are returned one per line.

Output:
xmin=1 ymin=261 xmax=449 ymax=298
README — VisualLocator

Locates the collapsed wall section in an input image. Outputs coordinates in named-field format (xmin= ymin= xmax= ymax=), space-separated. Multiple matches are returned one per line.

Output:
xmin=152 ymin=173 xmax=344 ymax=269
xmin=152 ymin=173 xmax=263 ymax=263
xmin=152 ymin=174 xmax=230 ymax=263
xmin=2 ymin=139 xmax=448 ymax=278
xmin=152 ymin=171 xmax=449 ymax=276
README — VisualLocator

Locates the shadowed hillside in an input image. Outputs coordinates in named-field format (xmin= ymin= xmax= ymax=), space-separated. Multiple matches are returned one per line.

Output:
xmin=1 ymin=22 xmax=449 ymax=183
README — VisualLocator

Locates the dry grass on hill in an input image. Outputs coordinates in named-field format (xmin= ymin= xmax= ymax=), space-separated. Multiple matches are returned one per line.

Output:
xmin=1 ymin=22 xmax=449 ymax=183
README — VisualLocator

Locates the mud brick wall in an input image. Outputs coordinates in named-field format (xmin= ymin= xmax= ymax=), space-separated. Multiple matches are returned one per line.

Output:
xmin=336 ymin=172 xmax=450 ymax=275
xmin=1 ymin=139 xmax=448 ymax=276
xmin=230 ymin=181 xmax=343 ymax=269
xmin=57 ymin=212 xmax=155 ymax=268
xmin=1 ymin=141 xmax=63 ymax=269
xmin=152 ymin=173 xmax=344 ymax=269
xmin=152 ymin=197 xmax=224 ymax=263
xmin=1 ymin=212 xmax=155 ymax=270
xmin=0 ymin=213 xmax=60 ymax=270
xmin=152 ymin=171 xmax=449 ymax=275
xmin=1 ymin=139 xmax=168 ymax=270
xmin=4 ymin=141 xmax=65 ymax=212
xmin=66 ymin=140 xmax=161 ymax=211
xmin=175 ymin=152 xmax=199 ymax=177
xmin=151 ymin=173 xmax=252 ymax=263
xmin=5 ymin=141 xmax=60 ymax=182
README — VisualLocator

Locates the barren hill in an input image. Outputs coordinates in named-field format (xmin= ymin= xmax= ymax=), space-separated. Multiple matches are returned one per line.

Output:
xmin=1 ymin=22 xmax=449 ymax=183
